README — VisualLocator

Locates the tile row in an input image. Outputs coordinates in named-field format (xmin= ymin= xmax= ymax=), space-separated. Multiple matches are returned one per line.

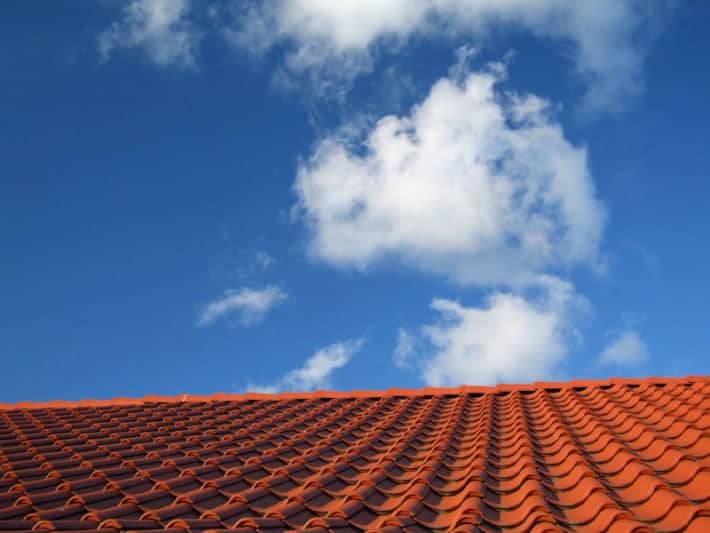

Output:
xmin=1 ymin=379 xmax=709 ymax=532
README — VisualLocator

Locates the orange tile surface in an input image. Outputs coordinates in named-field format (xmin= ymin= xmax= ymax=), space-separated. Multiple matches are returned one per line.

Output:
xmin=1 ymin=376 xmax=709 ymax=532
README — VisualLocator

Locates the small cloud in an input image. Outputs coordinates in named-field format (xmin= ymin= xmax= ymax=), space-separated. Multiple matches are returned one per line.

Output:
xmin=401 ymin=277 xmax=585 ymax=386
xmin=634 ymin=244 xmax=660 ymax=275
xmin=245 ymin=339 xmax=363 ymax=393
xmin=254 ymin=250 xmax=275 ymax=270
xmin=98 ymin=0 xmax=200 ymax=67
xmin=599 ymin=330 xmax=649 ymax=367
xmin=228 ymin=250 xmax=276 ymax=280
xmin=196 ymin=286 xmax=288 ymax=327
xmin=393 ymin=328 xmax=416 ymax=368
xmin=243 ymin=384 xmax=279 ymax=394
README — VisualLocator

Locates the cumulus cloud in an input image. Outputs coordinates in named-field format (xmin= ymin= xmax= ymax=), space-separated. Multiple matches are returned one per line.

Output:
xmin=229 ymin=0 xmax=666 ymax=112
xmin=98 ymin=0 xmax=200 ymax=67
xmin=409 ymin=277 xmax=583 ymax=386
xmin=196 ymin=286 xmax=288 ymax=327
xmin=294 ymin=61 xmax=605 ymax=286
xmin=599 ymin=330 xmax=649 ymax=366
xmin=246 ymin=339 xmax=364 ymax=392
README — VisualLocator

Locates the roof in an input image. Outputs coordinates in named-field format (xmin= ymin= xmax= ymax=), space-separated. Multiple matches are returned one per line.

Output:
xmin=0 ymin=376 xmax=708 ymax=533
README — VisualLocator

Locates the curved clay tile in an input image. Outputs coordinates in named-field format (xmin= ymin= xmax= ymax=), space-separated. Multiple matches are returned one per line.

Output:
xmin=0 ymin=376 xmax=708 ymax=531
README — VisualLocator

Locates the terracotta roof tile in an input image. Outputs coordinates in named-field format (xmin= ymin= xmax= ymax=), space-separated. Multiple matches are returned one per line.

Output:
xmin=1 ymin=376 xmax=709 ymax=532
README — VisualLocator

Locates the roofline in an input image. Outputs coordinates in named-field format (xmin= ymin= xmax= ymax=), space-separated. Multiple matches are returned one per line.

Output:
xmin=1 ymin=375 xmax=708 ymax=410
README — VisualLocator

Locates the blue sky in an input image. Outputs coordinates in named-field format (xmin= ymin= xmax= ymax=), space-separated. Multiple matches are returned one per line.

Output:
xmin=2 ymin=1 xmax=709 ymax=402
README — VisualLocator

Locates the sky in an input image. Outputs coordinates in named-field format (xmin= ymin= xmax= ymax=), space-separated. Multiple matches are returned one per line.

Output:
xmin=2 ymin=1 xmax=710 ymax=402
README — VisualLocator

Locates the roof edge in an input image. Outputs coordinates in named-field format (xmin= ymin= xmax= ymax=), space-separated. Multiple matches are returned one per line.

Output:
xmin=1 ymin=375 xmax=708 ymax=410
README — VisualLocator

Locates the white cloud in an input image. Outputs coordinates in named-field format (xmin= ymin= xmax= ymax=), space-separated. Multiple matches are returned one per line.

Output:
xmin=246 ymin=339 xmax=363 ymax=392
xmin=230 ymin=0 xmax=665 ymax=112
xmin=98 ymin=0 xmax=199 ymax=67
xmin=599 ymin=330 xmax=649 ymax=366
xmin=196 ymin=286 xmax=288 ymax=327
xmin=393 ymin=328 xmax=416 ymax=368
xmin=294 ymin=62 xmax=605 ymax=286
xmin=226 ymin=250 xmax=277 ymax=280
xmin=414 ymin=276 xmax=583 ymax=386
xmin=234 ymin=250 xmax=276 ymax=278
xmin=243 ymin=383 xmax=280 ymax=394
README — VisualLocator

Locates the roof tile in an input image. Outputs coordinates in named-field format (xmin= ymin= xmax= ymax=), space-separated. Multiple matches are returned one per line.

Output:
xmin=1 ymin=376 xmax=709 ymax=531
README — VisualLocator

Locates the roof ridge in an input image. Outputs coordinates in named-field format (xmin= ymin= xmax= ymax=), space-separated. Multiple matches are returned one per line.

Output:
xmin=1 ymin=375 xmax=707 ymax=410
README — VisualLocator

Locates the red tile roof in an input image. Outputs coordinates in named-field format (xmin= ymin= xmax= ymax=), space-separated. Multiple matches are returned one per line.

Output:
xmin=1 ymin=376 xmax=709 ymax=532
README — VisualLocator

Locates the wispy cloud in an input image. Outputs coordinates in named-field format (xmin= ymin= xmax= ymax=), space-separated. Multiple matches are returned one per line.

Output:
xmin=95 ymin=1 xmax=670 ymax=114
xmin=253 ymin=250 xmax=275 ymax=270
xmin=599 ymin=330 xmax=649 ymax=367
xmin=245 ymin=339 xmax=364 ymax=393
xmin=196 ymin=286 xmax=288 ymax=327
xmin=230 ymin=250 xmax=276 ymax=280
xmin=393 ymin=328 xmax=416 ymax=369
xmin=226 ymin=0 xmax=670 ymax=113
xmin=98 ymin=0 xmax=200 ymax=67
